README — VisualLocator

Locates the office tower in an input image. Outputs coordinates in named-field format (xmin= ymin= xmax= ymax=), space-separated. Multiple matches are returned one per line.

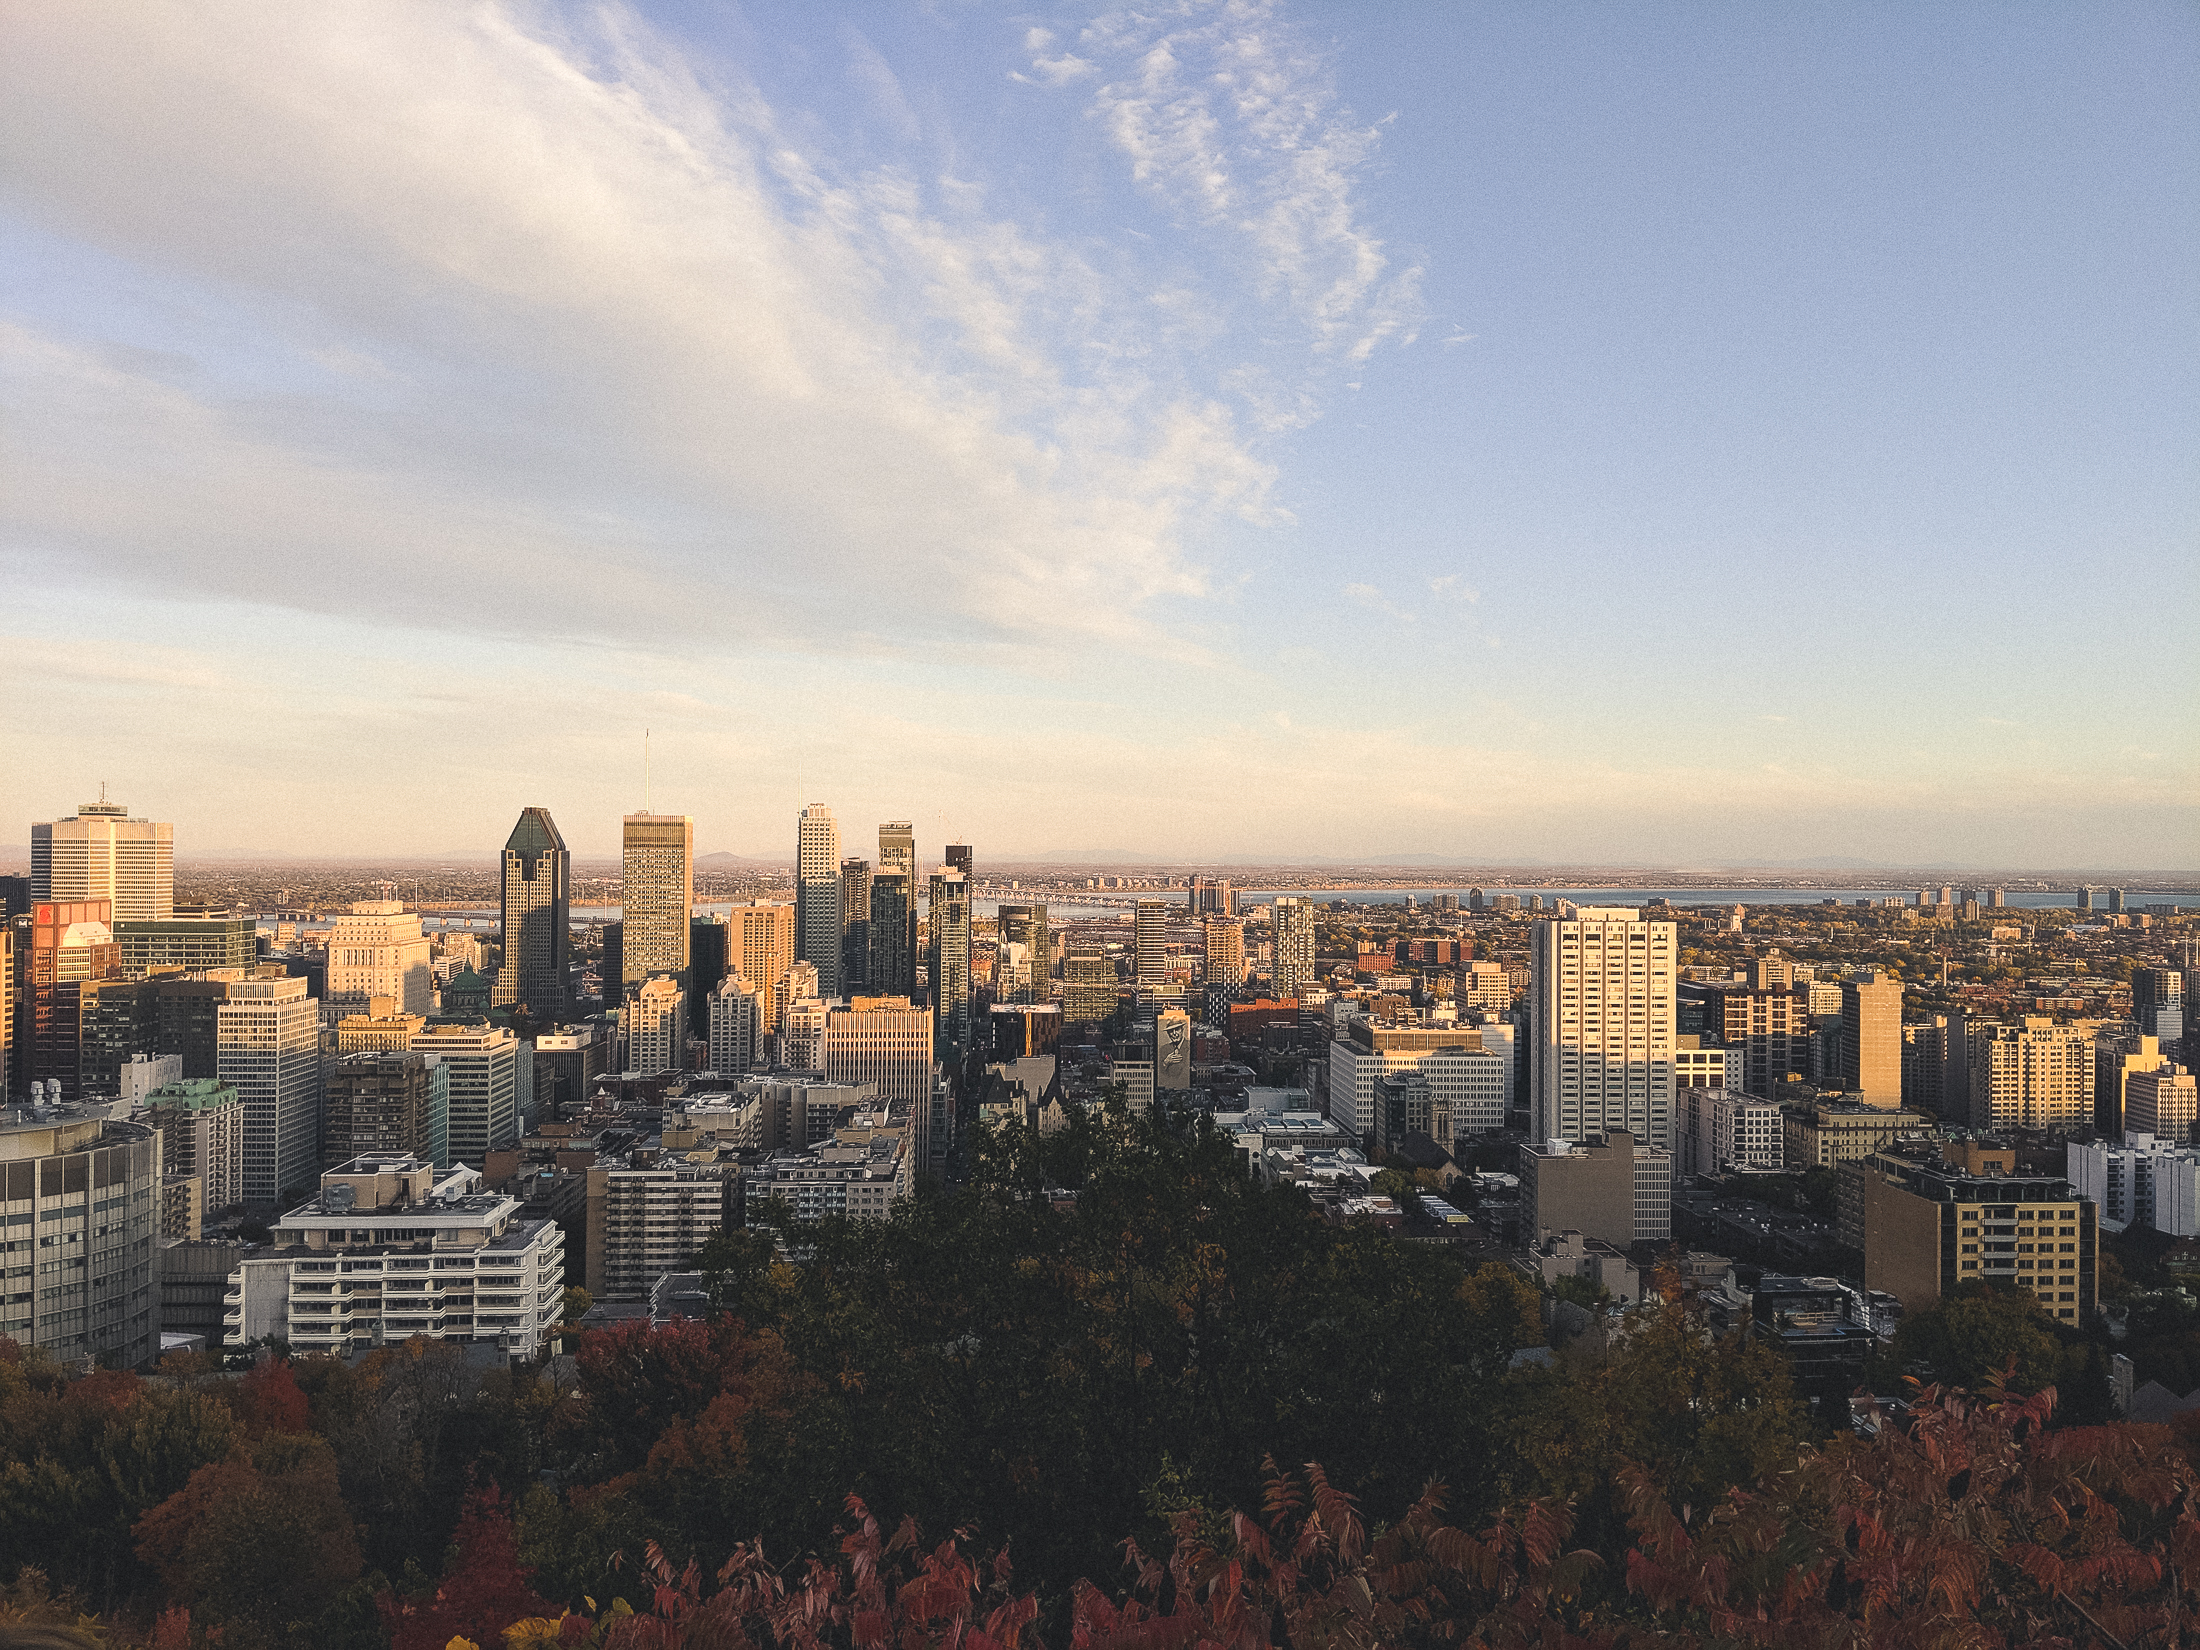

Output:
xmin=1064 ymin=945 xmax=1116 ymax=1022
xmin=1520 ymin=1131 xmax=1671 ymax=1246
xmin=1968 ymin=1019 xmax=2093 ymax=1132
xmin=25 ymin=899 xmax=119 ymax=1105
xmin=1203 ymin=917 xmax=1246 ymax=987
xmin=495 ymin=806 xmax=570 ymax=1019
xmin=0 ymin=1102 xmax=160 ymax=1367
xmin=2098 ymin=1034 xmax=2171 ymax=1136
xmin=688 ymin=914 xmax=730 ymax=1038
xmin=869 ymin=871 xmax=916 ymax=998
xmin=624 ymin=975 xmax=687 ymax=1077
xmin=928 ymin=868 xmax=972 ymax=1063
xmin=1271 ymin=897 xmax=1316 ymax=1001
xmin=145 ymin=1078 xmax=245 ymax=1213
xmin=1838 ymin=972 xmax=1904 ymax=1106
xmin=621 ymin=812 xmax=694 ymax=993
xmin=532 ymin=1020 xmax=612 ymax=1121
xmin=840 ymin=857 xmax=872 ymax=993
xmin=325 ymin=901 xmax=434 ymax=1015
xmin=151 ymin=975 xmax=231 ymax=1078
xmin=2127 ymin=1066 xmax=2199 ymax=1142
xmin=411 ymin=1021 xmax=522 ymax=1164
xmin=998 ymin=903 xmax=1051 ymax=1003
xmin=730 ymin=901 xmax=797 ymax=1030
xmin=218 ymin=971 xmax=323 ymax=1209
xmin=31 ymin=797 xmax=172 ymax=921
xmin=1188 ymin=876 xmax=1234 ymax=916
xmin=946 ymin=843 xmax=973 ymax=876
xmin=1863 ymin=1149 xmax=2094 ymax=1322
xmin=1988 ymin=888 xmax=2006 ymax=908
xmin=113 ymin=908 xmax=256 ymax=974
xmin=1133 ymin=900 xmax=1167 ymax=985
xmin=708 ymin=974 xmax=763 ymax=1074
xmin=880 ymin=821 xmax=916 ymax=880
xmin=1679 ymin=978 xmax=1805 ymax=1098
xmin=79 ymin=975 xmax=158 ymax=1099
xmin=599 ymin=922 xmax=622 ymax=1004
xmin=1902 ymin=1018 xmax=1947 ymax=1113
xmin=1157 ymin=1007 xmax=1192 ymax=1089
xmin=323 ymin=1051 xmax=448 ymax=1169
xmin=2136 ymin=968 xmax=2186 ymax=1050
xmin=823 ymin=996 xmax=933 ymax=1111
xmin=1528 ymin=908 xmax=1678 ymax=1150
xmin=1328 ymin=1018 xmax=1506 ymax=1141
xmin=0 ymin=922 xmax=10 ymax=1100
xmin=796 ymin=804 xmax=844 ymax=998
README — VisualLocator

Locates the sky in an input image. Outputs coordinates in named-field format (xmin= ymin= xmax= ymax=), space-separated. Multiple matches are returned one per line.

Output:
xmin=1 ymin=0 xmax=2194 ymax=871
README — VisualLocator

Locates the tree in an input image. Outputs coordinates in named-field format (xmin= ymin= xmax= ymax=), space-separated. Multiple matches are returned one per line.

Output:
xmin=379 ymin=1484 xmax=554 ymax=1650
xmin=1892 ymin=1280 xmax=2065 ymax=1393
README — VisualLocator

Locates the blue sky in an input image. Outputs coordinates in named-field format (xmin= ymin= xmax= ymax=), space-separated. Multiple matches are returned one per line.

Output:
xmin=1 ymin=0 xmax=2193 ymax=869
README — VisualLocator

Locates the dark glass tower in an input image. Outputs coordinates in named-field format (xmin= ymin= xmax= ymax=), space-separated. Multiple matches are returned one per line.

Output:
xmin=870 ymin=869 xmax=915 ymax=998
xmin=494 ymin=807 xmax=570 ymax=1021
xmin=840 ymin=857 xmax=872 ymax=993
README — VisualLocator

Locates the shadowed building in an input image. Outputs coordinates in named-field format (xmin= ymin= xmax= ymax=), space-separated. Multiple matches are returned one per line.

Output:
xmin=495 ymin=806 xmax=570 ymax=1019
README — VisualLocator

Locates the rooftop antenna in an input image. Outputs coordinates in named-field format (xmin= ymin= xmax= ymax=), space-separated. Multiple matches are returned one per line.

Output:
xmin=644 ymin=728 xmax=651 ymax=814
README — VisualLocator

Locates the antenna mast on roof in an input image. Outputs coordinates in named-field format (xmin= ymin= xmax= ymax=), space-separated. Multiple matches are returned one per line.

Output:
xmin=644 ymin=729 xmax=651 ymax=814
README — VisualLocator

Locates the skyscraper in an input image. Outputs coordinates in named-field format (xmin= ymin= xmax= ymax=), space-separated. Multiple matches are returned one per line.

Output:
xmin=495 ymin=806 xmax=570 ymax=1019
xmin=731 ymin=902 xmax=797 ymax=1031
xmin=1187 ymin=876 xmax=1234 ymax=915
xmin=796 ymin=804 xmax=844 ymax=999
xmin=870 ymin=870 xmax=917 ymax=998
xmin=218 ymin=970 xmax=323 ymax=1208
xmin=31 ymin=797 xmax=173 ymax=921
xmin=2136 ymin=968 xmax=2186 ymax=1051
xmin=1838 ymin=972 xmax=1904 ymax=1106
xmin=1528 ymin=907 xmax=1678 ymax=1150
xmin=928 ymin=867 xmax=972 ymax=1063
xmin=325 ymin=901 xmax=433 ymax=1015
xmin=24 ymin=899 xmax=119 ymax=1104
xmin=840 ymin=857 xmax=872 ymax=993
xmin=1203 ymin=916 xmax=1246 ymax=987
xmin=946 ymin=843 xmax=973 ymax=877
xmin=879 ymin=821 xmax=916 ymax=880
xmin=620 ymin=812 xmax=693 ymax=995
xmin=1271 ymin=897 xmax=1316 ymax=1001
xmin=1134 ymin=900 xmax=1167 ymax=985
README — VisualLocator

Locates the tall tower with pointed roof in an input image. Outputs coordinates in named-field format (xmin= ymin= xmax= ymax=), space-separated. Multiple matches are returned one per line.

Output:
xmin=495 ymin=806 xmax=570 ymax=1019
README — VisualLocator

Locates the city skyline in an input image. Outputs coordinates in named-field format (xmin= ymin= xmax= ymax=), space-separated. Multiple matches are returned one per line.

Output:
xmin=2 ymin=3 xmax=2192 ymax=866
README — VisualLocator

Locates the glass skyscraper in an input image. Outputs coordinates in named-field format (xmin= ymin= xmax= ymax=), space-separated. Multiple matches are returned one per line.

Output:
xmin=496 ymin=806 xmax=570 ymax=1019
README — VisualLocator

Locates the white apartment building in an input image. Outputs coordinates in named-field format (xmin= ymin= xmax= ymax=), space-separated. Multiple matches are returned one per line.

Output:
xmin=217 ymin=971 xmax=323 ymax=1209
xmin=1676 ymin=1085 xmax=1783 ymax=1176
xmin=1968 ymin=1019 xmax=2094 ymax=1132
xmin=708 ymin=975 xmax=763 ymax=1074
xmin=1529 ymin=908 xmax=1678 ymax=1150
xmin=1272 ymin=898 xmax=1316 ymax=1000
xmin=2127 ymin=1065 xmax=2199 ymax=1141
xmin=410 ymin=1022 xmax=523 ymax=1165
xmin=225 ymin=1157 xmax=564 ymax=1356
xmin=323 ymin=901 xmax=434 ymax=1016
xmin=32 ymin=798 xmax=172 ymax=921
xmin=625 ymin=975 xmax=687 ymax=1077
xmin=2068 ymin=1132 xmax=2200 ymax=1236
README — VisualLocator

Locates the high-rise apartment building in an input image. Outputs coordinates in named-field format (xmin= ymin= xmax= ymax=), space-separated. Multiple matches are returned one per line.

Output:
xmin=708 ymin=974 xmax=763 ymax=1074
xmin=620 ymin=812 xmax=694 ymax=994
xmin=1838 ymin=972 xmax=1904 ymax=1105
xmin=2135 ymin=968 xmax=2186 ymax=1051
xmin=998 ymin=904 xmax=1051 ymax=1003
xmin=410 ymin=1022 xmax=523 ymax=1164
xmin=625 ymin=975 xmax=688 ymax=1077
xmin=1679 ymin=979 xmax=1805 ymax=1098
xmin=928 ymin=868 xmax=972 ymax=1063
xmin=217 ymin=970 xmax=323 ymax=1209
xmin=1271 ymin=897 xmax=1315 ymax=1001
xmin=1969 ymin=1019 xmax=2093 ymax=1132
xmin=1188 ymin=877 xmax=1234 ymax=916
xmin=323 ymin=1051 xmax=448 ymax=1169
xmin=1528 ymin=908 xmax=1678 ymax=1150
xmin=729 ymin=902 xmax=797 ymax=1031
xmin=325 ymin=901 xmax=434 ymax=1016
xmin=2098 ymin=1033 xmax=2172 ymax=1137
xmin=32 ymin=798 xmax=172 ymax=921
xmin=2127 ymin=1066 xmax=2199 ymax=1142
xmin=145 ymin=1078 xmax=245 ymax=1214
xmin=840 ymin=857 xmax=872 ymax=993
xmin=879 ymin=821 xmax=916 ymax=880
xmin=1133 ymin=900 xmax=1167 ymax=985
xmin=796 ymin=805 xmax=844 ymax=999
xmin=1862 ymin=1148 xmax=2095 ymax=1323
xmin=1203 ymin=917 xmax=1246 ymax=988
xmin=495 ymin=806 xmax=570 ymax=1019
xmin=869 ymin=872 xmax=916 ymax=999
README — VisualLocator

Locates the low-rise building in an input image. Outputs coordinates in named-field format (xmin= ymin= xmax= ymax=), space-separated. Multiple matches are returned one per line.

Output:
xmin=746 ymin=1118 xmax=914 ymax=1225
xmin=1783 ymin=1099 xmax=1935 ymax=1170
xmin=223 ymin=1156 xmax=564 ymax=1356
xmin=1520 ymin=1131 xmax=1671 ymax=1247
xmin=1677 ymin=1086 xmax=1783 ymax=1175
xmin=1862 ymin=1147 xmax=2095 ymax=1323
xmin=2068 ymin=1131 xmax=2200 ymax=1236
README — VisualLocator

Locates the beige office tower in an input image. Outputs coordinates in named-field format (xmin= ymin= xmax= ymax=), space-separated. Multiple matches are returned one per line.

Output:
xmin=879 ymin=821 xmax=916 ymax=880
xmin=217 ymin=971 xmax=323 ymax=1209
xmin=1204 ymin=917 xmax=1246 ymax=987
xmin=1272 ymin=897 xmax=1316 ymax=1000
xmin=624 ymin=975 xmax=686 ymax=1077
xmin=325 ymin=901 xmax=434 ymax=1015
xmin=1838 ymin=972 xmax=1904 ymax=1106
xmin=729 ymin=902 xmax=796 ymax=1031
xmin=823 ymin=995 xmax=933 ymax=1111
xmin=1529 ymin=908 xmax=1678 ymax=1150
xmin=1969 ymin=1018 xmax=2093 ymax=1131
xmin=621 ymin=812 xmax=694 ymax=992
xmin=32 ymin=798 xmax=173 ymax=920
